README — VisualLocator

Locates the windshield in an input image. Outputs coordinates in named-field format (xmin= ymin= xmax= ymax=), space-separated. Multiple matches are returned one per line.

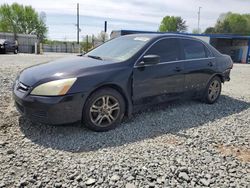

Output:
xmin=86 ymin=35 xmax=152 ymax=61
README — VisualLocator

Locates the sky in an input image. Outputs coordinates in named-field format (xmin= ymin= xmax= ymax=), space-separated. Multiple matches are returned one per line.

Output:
xmin=1 ymin=0 xmax=250 ymax=41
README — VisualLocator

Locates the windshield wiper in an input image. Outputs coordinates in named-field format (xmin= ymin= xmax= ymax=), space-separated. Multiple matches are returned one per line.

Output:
xmin=87 ymin=55 xmax=103 ymax=60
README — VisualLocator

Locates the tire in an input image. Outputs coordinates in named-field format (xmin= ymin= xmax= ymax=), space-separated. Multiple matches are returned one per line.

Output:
xmin=204 ymin=76 xmax=222 ymax=104
xmin=14 ymin=48 xmax=18 ymax=54
xmin=82 ymin=88 xmax=125 ymax=132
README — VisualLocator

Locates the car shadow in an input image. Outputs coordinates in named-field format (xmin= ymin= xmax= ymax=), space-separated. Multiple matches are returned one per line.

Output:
xmin=18 ymin=95 xmax=249 ymax=152
xmin=0 ymin=52 xmax=16 ymax=55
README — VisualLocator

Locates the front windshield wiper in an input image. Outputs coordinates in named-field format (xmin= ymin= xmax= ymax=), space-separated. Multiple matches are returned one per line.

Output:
xmin=87 ymin=55 xmax=103 ymax=60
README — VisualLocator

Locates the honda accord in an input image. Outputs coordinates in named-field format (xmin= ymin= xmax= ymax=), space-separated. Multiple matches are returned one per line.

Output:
xmin=13 ymin=34 xmax=233 ymax=131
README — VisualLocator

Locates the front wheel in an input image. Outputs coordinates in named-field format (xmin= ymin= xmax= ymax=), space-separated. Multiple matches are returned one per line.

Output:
xmin=204 ymin=76 xmax=222 ymax=104
xmin=82 ymin=88 xmax=125 ymax=132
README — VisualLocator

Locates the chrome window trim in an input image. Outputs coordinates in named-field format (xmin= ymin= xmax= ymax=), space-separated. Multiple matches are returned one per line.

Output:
xmin=134 ymin=57 xmax=216 ymax=68
xmin=134 ymin=36 xmax=215 ymax=68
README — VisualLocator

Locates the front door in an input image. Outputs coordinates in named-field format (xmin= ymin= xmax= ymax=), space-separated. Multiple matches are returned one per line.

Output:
xmin=132 ymin=38 xmax=185 ymax=104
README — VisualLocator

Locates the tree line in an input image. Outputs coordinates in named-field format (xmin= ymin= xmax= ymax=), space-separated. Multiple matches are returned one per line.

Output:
xmin=0 ymin=3 xmax=47 ymax=41
xmin=159 ymin=13 xmax=250 ymax=35
xmin=204 ymin=12 xmax=250 ymax=35
xmin=1 ymin=3 xmax=250 ymax=45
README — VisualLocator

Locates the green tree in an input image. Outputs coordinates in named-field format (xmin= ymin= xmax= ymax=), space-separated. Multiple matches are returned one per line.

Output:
xmin=243 ymin=14 xmax=250 ymax=32
xmin=159 ymin=16 xmax=187 ymax=32
xmin=204 ymin=27 xmax=216 ymax=34
xmin=192 ymin=28 xmax=202 ymax=34
xmin=81 ymin=35 xmax=93 ymax=53
xmin=204 ymin=12 xmax=250 ymax=35
xmin=0 ymin=3 xmax=47 ymax=41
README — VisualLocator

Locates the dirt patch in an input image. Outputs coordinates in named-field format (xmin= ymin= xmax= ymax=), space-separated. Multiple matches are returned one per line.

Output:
xmin=217 ymin=144 xmax=250 ymax=163
xmin=162 ymin=136 xmax=183 ymax=146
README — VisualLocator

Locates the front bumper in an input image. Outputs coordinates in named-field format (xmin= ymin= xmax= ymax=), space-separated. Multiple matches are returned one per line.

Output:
xmin=13 ymin=86 xmax=86 ymax=125
xmin=223 ymin=69 xmax=231 ymax=82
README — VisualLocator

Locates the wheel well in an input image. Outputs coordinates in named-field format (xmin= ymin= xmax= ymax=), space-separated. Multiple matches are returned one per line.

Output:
xmin=214 ymin=74 xmax=224 ymax=83
xmin=85 ymin=84 xmax=129 ymax=116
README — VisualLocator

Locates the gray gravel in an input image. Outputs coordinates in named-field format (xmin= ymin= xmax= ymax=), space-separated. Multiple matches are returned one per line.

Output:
xmin=0 ymin=53 xmax=250 ymax=187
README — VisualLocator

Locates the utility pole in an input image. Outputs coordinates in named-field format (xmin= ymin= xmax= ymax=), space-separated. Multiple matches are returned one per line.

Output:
xmin=86 ymin=35 xmax=89 ymax=52
xmin=104 ymin=21 xmax=107 ymax=33
xmin=103 ymin=21 xmax=107 ymax=42
xmin=198 ymin=6 xmax=202 ymax=34
xmin=92 ymin=34 xmax=94 ymax=47
xmin=77 ymin=3 xmax=80 ymax=44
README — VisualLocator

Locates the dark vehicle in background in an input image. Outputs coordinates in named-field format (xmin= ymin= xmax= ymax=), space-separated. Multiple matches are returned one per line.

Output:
xmin=0 ymin=39 xmax=18 ymax=54
xmin=13 ymin=34 xmax=233 ymax=131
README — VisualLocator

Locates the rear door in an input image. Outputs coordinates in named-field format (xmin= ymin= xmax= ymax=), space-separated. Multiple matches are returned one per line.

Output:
xmin=180 ymin=38 xmax=216 ymax=94
xmin=132 ymin=38 xmax=185 ymax=104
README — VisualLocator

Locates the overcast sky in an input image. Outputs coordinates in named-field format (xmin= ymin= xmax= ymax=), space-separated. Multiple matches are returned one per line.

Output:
xmin=1 ymin=0 xmax=250 ymax=40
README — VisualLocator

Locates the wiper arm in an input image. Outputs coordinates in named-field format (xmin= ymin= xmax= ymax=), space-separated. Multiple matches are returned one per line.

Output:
xmin=87 ymin=55 xmax=103 ymax=60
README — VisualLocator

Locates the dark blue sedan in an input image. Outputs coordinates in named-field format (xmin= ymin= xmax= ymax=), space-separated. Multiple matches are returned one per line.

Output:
xmin=13 ymin=34 xmax=233 ymax=131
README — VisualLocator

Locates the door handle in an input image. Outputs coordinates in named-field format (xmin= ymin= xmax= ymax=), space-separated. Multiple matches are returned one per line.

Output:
xmin=174 ymin=67 xmax=182 ymax=72
xmin=208 ymin=62 xmax=214 ymax=67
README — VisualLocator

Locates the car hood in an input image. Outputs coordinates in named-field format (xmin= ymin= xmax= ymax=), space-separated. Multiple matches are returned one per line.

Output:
xmin=19 ymin=56 xmax=116 ymax=86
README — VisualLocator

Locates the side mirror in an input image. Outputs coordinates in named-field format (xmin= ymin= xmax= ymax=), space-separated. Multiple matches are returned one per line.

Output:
xmin=141 ymin=55 xmax=160 ymax=65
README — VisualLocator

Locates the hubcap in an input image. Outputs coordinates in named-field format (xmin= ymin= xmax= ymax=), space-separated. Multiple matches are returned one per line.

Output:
xmin=89 ymin=95 xmax=120 ymax=127
xmin=208 ymin=80 xmax=220 ymax=101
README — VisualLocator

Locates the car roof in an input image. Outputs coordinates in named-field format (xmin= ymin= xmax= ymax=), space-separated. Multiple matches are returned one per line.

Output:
xmin=122 ymin=33 xmax=198 ymax=40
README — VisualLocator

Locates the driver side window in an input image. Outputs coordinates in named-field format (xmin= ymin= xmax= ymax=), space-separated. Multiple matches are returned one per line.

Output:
xmin=145 ymin=38 xmax=182 ymax=63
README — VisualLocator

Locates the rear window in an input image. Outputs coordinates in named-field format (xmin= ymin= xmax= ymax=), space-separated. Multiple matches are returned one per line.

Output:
xmin=182 ymin=39 xmax=207 ymax=60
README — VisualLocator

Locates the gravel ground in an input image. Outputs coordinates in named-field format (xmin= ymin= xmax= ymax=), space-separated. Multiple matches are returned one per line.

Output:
xmin=0 ymin=53 xmax=249 ymax=188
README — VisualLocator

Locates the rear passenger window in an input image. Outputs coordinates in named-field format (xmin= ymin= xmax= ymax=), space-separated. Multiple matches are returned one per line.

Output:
xmin=182 ymin=39 xmax=207 ymax=59
xmin=145 ymin=38 xmax=181 ymax=62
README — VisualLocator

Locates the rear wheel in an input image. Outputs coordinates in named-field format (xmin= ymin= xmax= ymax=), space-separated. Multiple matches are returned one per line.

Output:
xmin=82 ymin=88 xmax=125 ymax=131
xmin=204 ymin=76 xmax=222 ymax=104
xmin=14 ymin=48 xmax=18 ymax=54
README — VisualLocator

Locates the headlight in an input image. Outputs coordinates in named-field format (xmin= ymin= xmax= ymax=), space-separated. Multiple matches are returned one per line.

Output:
xmin=30 ymin=78 xmax=77 ymax=96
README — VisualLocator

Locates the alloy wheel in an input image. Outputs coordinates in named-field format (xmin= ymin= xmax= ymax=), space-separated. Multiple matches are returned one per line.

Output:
xmin=208 ymin=80 xmax=220 ymax=101
xmin=89 ymin=95 xmax=120 ymax=127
